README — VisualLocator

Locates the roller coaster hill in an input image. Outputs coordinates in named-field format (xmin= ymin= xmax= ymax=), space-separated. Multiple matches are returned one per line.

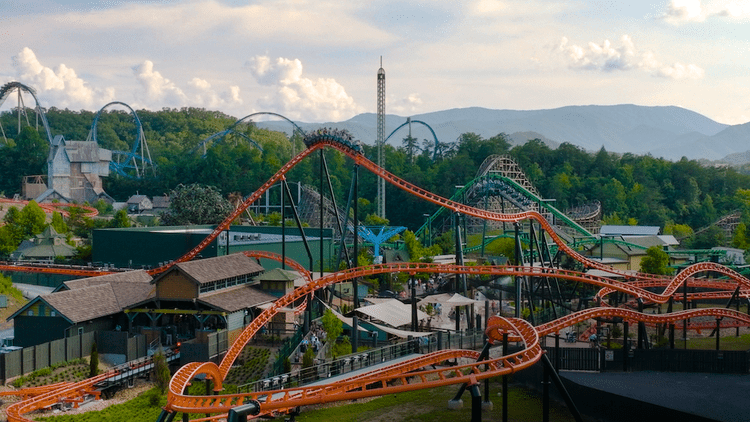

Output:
xmin=6 ymin=130 xmax=750 ymax=422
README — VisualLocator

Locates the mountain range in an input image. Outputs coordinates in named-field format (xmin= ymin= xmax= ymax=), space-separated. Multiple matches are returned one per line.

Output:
xmin=256 ymin=105 xmax=750 ymax=163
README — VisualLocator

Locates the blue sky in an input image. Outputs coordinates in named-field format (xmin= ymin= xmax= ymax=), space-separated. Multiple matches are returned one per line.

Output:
xmin=1 ymin=0 xmax=748 ymax=125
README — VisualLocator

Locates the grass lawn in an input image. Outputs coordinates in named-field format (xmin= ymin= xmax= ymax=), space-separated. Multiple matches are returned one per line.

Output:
xmin=285 ymin=380 xmax=578 ymax=422
xmin=683 ymin=332 xmax=750 ymax=351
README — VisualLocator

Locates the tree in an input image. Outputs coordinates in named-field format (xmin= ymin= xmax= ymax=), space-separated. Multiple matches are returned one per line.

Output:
xmin=402 ymin=134 xmax=418 ymax=163
xmin=160 ymin=183 xmax=233 ymax=226
xmin=152 ymin=352 xmax=171 ymax=393
xmin=640 ymin=246 xmax=670 ymax=275
xmin=485 ymin=237 xmax=517 ymax=264
xmin=732 ymin=222 xmax=749 ymax=250
xmin=321 ymin=309 xmax=343 ymax=343
xmin=50 ymin=211 xmax=68 ymax=234
xmin=19 ymin=200 xmax=46 ymax=238
xmin=110 ymin=209 xmax=131 ymax=228
xmin=89 ymin=342 xmax=99 ymax=377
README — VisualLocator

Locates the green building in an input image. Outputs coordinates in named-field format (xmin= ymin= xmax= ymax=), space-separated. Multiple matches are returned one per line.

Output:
xmin=92 ymin=225 xmax=334 ymax=272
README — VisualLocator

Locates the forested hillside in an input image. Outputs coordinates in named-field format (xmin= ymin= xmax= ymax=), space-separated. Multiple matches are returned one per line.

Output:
xmin=2 ymin=107 xmax=750 ymax=247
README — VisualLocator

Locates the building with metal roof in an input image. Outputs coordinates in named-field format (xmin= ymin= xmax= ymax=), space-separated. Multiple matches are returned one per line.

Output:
xmin=92 ymin=225 xmax=333 ymax=270
xmin=599 ymin=225 xmax=661 ymax=237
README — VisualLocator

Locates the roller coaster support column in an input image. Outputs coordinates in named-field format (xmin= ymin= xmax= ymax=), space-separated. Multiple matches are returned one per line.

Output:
xmin=543 ymin=354 xmax=550 ymax=422
xmin=481 ymin=193 xmax=488 ymax=257
xmin=683 ymin=278 xmax=688 ymax=349
xmin=514 ymin=223 xmax=522 ymax=319
xmin=623 ymin=321 xmax=629 ymax=372
xmin=541 ymin=354 xmax=583 ymax=422
xmin=320 ymin=149 xmax=324 ymax=278
xmin=716 ymin=318 xmax=722 ymax=350
xmin=411 ymin=274 xmax=417 ymax=332
xmin=455 ymin=211 xmax=465 ymax=331
xmin=735 ymin=288 xmax=740 ymax=337
xmin=282 ymin=178 xmax=286 ymax=270
xmin=352 ymin=164 xmax=359 ymax=353
xmin=469 ymin=383 xmax=482 ymax=422
xmin=482 ymin=331 xmax=493 ymax=412
xmin=284 ymin=179 xmax=315 ymax=328
xmin=334 ymin=164 xmax=356 ymax=274
xmin=668 ymin=297 xmax=675 ymax=349
xmin=637 ymin=298 xmax=644 ymax=349
xmin=502 ymin=332 xmax=509 ymax=422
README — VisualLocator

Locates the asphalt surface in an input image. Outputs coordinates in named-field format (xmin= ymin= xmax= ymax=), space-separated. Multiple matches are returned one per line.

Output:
xmin=560 ymin=371 xmax=750 ymax=422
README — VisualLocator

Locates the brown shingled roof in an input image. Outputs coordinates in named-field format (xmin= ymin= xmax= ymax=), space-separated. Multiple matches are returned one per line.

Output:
xmin=63 ymin=270 xmax=152 ymax=290
xmin=166 ymin=253 xmax=265 ymax=285
xmin=198 ymin=285 xmax=277 ymax=313
xmin=43 ymin=284 xmax=122 ymax=323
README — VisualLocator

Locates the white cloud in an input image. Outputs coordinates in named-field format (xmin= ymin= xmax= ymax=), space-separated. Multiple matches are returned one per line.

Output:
xmin=662 ymin=0 xmax=750 ymax=24
xmin=245 ymin=55 xmax=362 ymax=122
xmin=10 ymin=47 xmax=115 ymax=109
xmin=663 ymin=0 xmax=705 ymax=24
xmin=390 ymin=93 xmax=424 ymax=115
xmin=132 ymin=60 xmax=188 ymax=106
xmin=131 ymin=61 xmax=243 ymax=110
xmin=558 ymin=36 xmax=704 ymax=80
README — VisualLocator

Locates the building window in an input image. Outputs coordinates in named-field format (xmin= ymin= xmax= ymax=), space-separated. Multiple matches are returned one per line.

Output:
xmin=27 ymin=310 xmax=33 ymax=316
xmin=50 ymin=311 xmax=56 ymax=317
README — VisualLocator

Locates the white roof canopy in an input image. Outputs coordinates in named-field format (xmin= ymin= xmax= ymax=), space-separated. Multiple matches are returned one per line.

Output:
xmin=419 ymin=293 xmax=480 ymax=307
xmin=354 ymin=299 xmax=428 ymax=328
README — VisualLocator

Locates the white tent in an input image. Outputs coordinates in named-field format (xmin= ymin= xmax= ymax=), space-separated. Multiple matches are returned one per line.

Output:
xmin=354 ymin=299 xmax=429 ymax=328
xmin=419 ymin=293 xmax=480 ymax=307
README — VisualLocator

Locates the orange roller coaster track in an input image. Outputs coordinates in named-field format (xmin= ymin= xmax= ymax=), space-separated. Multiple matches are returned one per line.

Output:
xmin=7 ymin=137 xmax=750 ymax=421
xmin=0 ymin=198 xmax=98 ymax=218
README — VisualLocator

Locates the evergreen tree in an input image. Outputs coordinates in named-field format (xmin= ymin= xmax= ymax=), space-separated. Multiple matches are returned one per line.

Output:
xmin=89 ymin=342 xmax=99 ymax=378
xmin=152 ymin=352 xmax=171 ymax=393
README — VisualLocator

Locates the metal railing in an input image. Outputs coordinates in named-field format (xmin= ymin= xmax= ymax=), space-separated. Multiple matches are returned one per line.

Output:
xmin=239 ymin=329 xmax=486 ymax=393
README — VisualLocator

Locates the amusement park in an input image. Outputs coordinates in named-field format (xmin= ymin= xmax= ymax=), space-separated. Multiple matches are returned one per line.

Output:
xmin=2 ymin=65 xmax=750 ymax=422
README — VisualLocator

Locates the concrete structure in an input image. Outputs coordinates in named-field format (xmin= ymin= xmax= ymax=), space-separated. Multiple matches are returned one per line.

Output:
xmin=32 ymin=135 xmax=113 ymax=204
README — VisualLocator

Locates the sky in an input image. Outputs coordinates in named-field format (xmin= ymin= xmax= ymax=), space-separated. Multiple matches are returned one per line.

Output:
xmin=1 ymin=0 xmax=749 ymax=125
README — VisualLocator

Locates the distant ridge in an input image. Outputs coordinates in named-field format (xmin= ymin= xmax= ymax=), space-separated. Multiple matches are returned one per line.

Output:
xmin=256 ymin=104 xmax=747 ymax=163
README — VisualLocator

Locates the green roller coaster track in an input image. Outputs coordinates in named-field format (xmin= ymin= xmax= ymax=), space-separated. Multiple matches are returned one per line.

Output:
xmin=415 ymin=173 xmax=596 ymax=243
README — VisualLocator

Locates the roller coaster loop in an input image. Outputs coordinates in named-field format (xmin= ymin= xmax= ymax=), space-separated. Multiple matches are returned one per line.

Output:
xmin=85 ymin=101 xmax=154 ymax=179
xmin=0 ymin=82 xmax=54 ymax=144
xmin=383 ymin=119 xmax=440 ymax=160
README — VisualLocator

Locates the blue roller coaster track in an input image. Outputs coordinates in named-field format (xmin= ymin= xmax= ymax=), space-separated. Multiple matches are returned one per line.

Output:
xmin=86 ymin=101 xmax=154 ymax=179
xmin=193 ymin=112 xmax=306 ymax=156
xmin=383 ymin=118 xmax=440 ymax=160
xmin=0 ymin=81 xmax=54 ymax=144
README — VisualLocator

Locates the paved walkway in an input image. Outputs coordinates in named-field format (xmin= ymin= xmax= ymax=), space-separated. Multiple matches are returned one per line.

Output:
xmin=560 ymin=371 xmax=750 ymax=422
